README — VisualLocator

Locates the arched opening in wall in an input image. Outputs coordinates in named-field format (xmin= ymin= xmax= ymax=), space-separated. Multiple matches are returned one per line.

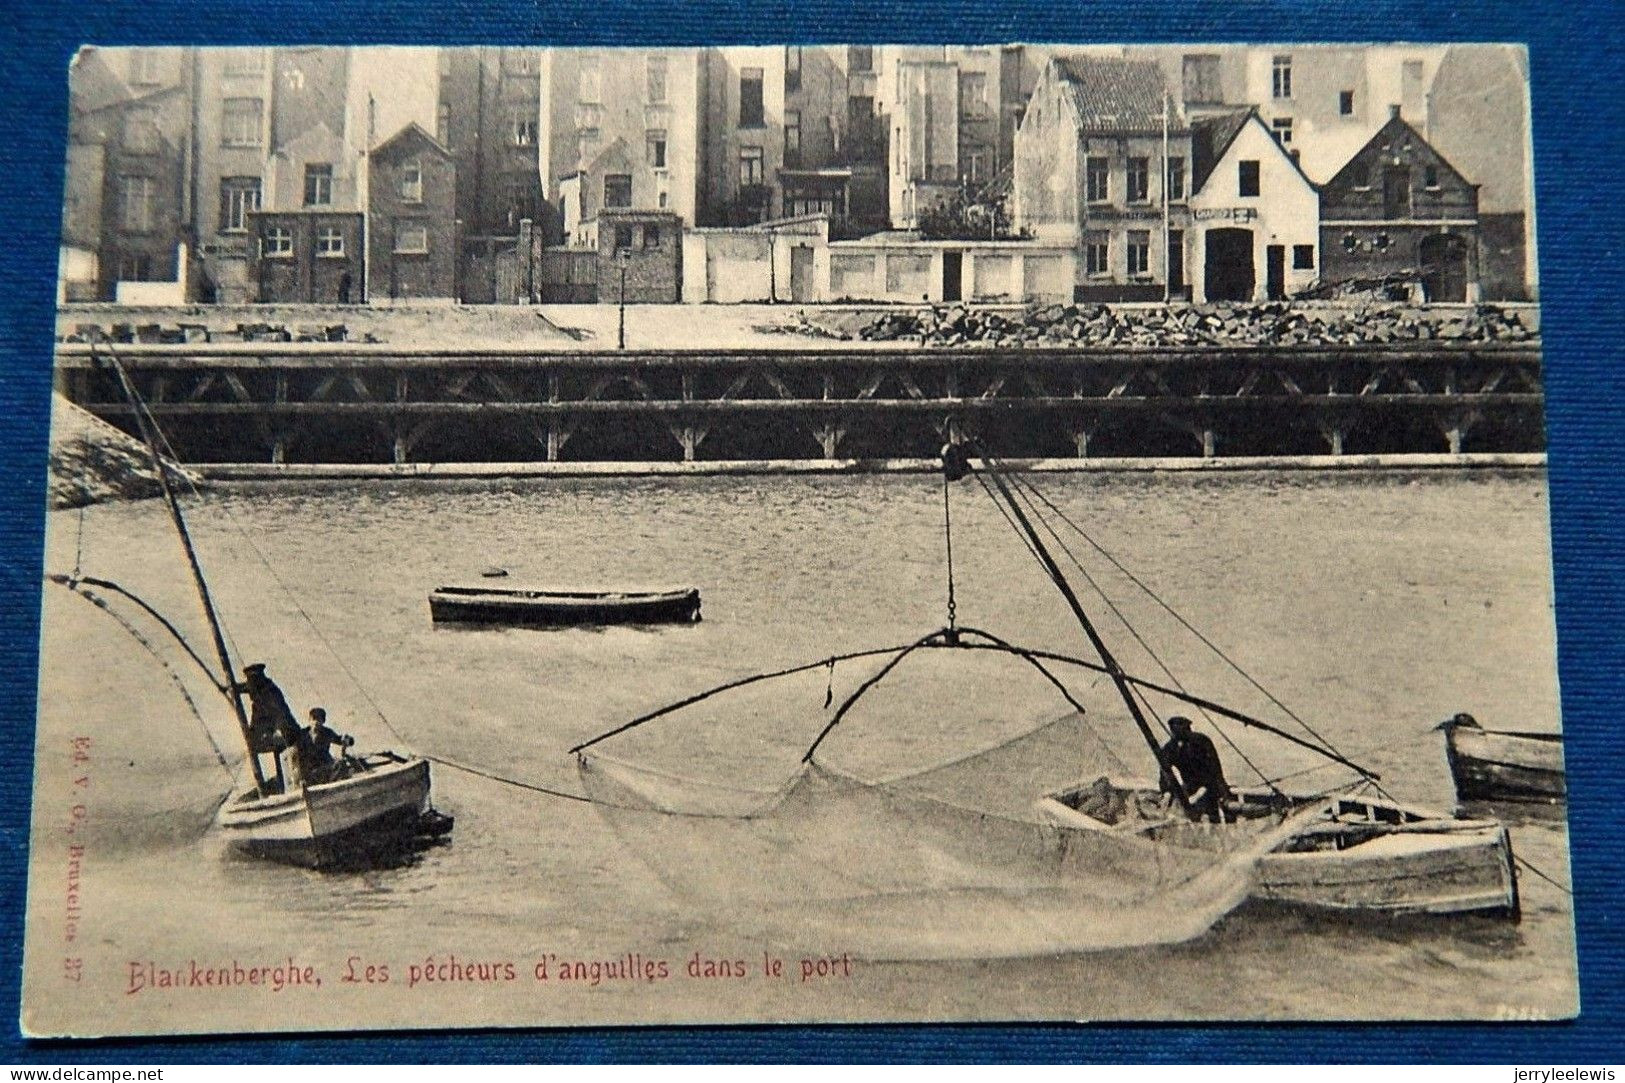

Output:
xmin=1203 ymin=228 xmax=1254 ymax=302
xmin=1419 ymin=233 xmax=1469 ymax=303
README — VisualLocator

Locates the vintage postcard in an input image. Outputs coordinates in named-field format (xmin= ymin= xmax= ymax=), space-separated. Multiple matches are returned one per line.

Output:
xmin=25 ymin=42 xmax=1573 ymax=1037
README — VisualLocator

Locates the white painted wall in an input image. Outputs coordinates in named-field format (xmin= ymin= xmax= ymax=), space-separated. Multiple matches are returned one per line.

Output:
xmin=1189 ymin=116 xmax=1319 ymax=302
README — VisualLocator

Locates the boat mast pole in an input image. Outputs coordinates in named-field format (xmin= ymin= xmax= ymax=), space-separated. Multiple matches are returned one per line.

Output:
xmin=972 ymin=452 xmax=1193 ymax=815
xmin=98 ymin=347 xmax=268 ymax=791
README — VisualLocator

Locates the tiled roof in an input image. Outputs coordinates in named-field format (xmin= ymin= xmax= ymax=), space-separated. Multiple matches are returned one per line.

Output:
xmin=1190 ymin=108 xmax=1254 ymax=191
xmin=1054 ymin=56 xmax=1178 ymax=132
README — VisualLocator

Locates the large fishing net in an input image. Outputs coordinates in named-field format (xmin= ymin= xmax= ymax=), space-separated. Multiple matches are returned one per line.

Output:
xmin=576 ymin=635 xmax=1290 ymax=961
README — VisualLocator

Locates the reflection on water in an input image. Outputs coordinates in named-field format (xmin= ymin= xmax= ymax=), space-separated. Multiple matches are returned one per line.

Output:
xmin=26 ymin=469 xmax=1576 ymax=1026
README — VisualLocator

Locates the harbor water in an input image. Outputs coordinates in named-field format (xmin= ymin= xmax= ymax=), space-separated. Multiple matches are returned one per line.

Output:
xmin=23 ymin=469 xmax=1577 ymax=1033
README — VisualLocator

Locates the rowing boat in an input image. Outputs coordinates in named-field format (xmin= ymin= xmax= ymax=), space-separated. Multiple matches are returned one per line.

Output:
xmin=1439 ymin=713 xmax=1565 ymax=803
xmin=429 ymin=585 xmax=701 ymax=627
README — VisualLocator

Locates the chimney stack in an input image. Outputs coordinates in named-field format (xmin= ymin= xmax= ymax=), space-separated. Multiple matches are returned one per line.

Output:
xmin=1390 ymin=104 xmax=1402 ymax=119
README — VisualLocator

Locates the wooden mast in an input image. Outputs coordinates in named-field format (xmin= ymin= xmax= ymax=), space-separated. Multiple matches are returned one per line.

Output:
xmin=970 ymin=450 xmax=1195 ymax=816
xmin=97 ymin=345 xmax=269 ymax=791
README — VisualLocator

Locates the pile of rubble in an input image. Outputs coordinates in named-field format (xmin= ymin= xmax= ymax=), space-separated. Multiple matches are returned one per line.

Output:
xmin=834 ymin=302 xmax=1538 ymax=349
xmin=58 ymin=321 xmax=363 ymax=344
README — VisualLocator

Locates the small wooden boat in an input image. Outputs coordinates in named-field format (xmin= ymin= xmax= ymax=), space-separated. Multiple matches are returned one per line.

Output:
xmin=1036 ymin=780 xmax=1519 ymax=918
xmin=217 ymin=753 xmax=434 ymax=868
xmin=429 ymin=584 xmax=701 ymax=627
xmin=1439 ymin=713 xmax=1565 ymax=803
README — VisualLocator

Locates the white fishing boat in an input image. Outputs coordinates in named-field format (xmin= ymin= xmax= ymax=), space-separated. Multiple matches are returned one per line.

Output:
xmin=572 ymin=442 xmax=1518 ymax=958
xmin=1037 ymin=780 xmax=1519 ymax=917
xmin=64 ymin=343 xmax=447 ymax=869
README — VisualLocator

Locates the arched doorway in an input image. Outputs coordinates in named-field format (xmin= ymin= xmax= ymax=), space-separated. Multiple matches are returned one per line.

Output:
xmin=1420 ymin=234 xmax=1469 ymax=303
xmin=1204 ymin=228 xmax=1254 ymax=301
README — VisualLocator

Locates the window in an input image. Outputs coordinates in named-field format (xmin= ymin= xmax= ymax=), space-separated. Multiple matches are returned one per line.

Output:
xmin=399 ymin=162 xmax=423 ymax=203
xmin=437 ymin=101 xmax=451 ymax=145
xmin=223 ymin=49 xmax=265 ymax=77
xmin=739 ymin=145 xmax=764 ymax=187
xmin=218 ymin=176 xmax=260 ymax=232
xmin=1271 ymin=117 xmax=1293 ymax=145
xmin=1373 ymin=232 xmax=1391 ymax=251
xmin=783 ymin=111 xmax=801 ymax=167
xmin=1292 ymin=244 xmax=1314 ymax=269
xmin=1084 ymin=231 xmax=1109 ymax=276
xmin=740 ymin=67 xmax=765 ymax=127
xmin=604 ymin=173 xmax=632 ymax=208
xmin=647 ymin=130 xmax=667 ymax=169
xmin=262 ymin=225 xmax=292 ymax=257
xmin=1182 ymin=53 xmax=1221 ymax=105
xmin=785 ymin=46 xmax=802 ymax=92
xmin=1238 ymin=159 xmax=1260 ymax=197
xmin=1424 ymin=164 xmax=1440 ymax=189
xmin=116 ymin=253 xmax=152 ymax=281
xmin=613 ymin=224 xmax=634 ymax=251
xmin=511 ymin=110 xmax=537 ymax=147
xmin=129 ymin=50 xmax=161 ymax=85
xmin=124 ymin=106 xmax=160 ymax=154
xmin=505 ymin=177 xmax=534 ymax=227
xmin=221 ymin=98 xmax=263 ymax=147
xmin=1166 ymin=156 xmax=1185 ymax=200
xmin=848 ymin=45 xmax=873 ymax=73
xmin=964 ymin=151 xmax=985 ymax=185
xmin=1339 ymin=89 xmax=1355 ymax=116
xmin=1126 ymin=157 xmax=1150 ymax=203
xmin=303 ymin=163 xmax=332 ymax=206
xmin=1085 ymin=157 xmax=1109 ymax=203
xmin=316 ymin=226 xmax=344 ymax=256
xmin=1349 ymin=161 xmax=1371 ymax=188
xmin=578 ymin=55 xmax=601 ymax=104
xmin=645 ymin=55 xmax=667 ymax=103
xmin=120 ymin=176 xmax=154 ymax=232
xmin=1272 ymin=55 xmax=1293 ymax=99
xmin=1127 ymin=231 xmax=1151 ymax=277
xmin=1342 ymin=232 xmax=1359 ymax=253
xmin=959 ymin=71 xmax=988 ymax=118
xmin=642 ymin=224 xmax=661 ymax=249
xmin=394 ymin=222 xmax=428 ymax=254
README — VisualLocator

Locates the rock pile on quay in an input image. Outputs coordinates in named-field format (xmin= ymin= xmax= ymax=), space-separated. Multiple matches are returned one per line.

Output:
xmin=836 ymin=302 xmax=1539 ymax=349
xmin=48 ymin=393 xmax=173 ymax=509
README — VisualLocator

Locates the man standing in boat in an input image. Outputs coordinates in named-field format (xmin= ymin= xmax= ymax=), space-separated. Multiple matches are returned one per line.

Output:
xmin=233 ymin=663 xmax=304 ymax=792
xmin=1159 ymin=716 xmax=1233 ymax=823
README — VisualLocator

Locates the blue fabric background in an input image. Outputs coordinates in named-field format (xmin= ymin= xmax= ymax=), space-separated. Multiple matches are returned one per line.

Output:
xmin=0 ymin=0 xmax=1619 ymax=1062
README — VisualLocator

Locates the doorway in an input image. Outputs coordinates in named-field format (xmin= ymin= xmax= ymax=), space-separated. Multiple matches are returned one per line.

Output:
xmin=1204 ymin=228 xmax=1254 ymax=301
xmin=1266 ymin=244 xmax=1286 ymax=300
xmin=1168 ymin=230 xmax=1185 ymax=295
xmin=942 ymin=250 xmax=963 ymax=302
xmin=790 ymin=246 xmax=815 ymax=302
xmin=1419 ymin=233 xmax=1469 ymax=302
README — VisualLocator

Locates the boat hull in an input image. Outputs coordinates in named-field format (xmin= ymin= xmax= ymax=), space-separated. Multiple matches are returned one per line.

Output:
xmin=429 ymin=585 xmax=701 ymax=627
xmin=217 ymin=756 xmax=433 ymax=869
xmin=1256 ymin=823 xmax=1519 ymax=917
xmin=1446 ymin=726 xmax=1566 ymax=803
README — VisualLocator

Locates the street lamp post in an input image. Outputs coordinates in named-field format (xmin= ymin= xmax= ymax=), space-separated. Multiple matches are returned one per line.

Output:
xmin=617 ymin=249 xmax=630 ymax=350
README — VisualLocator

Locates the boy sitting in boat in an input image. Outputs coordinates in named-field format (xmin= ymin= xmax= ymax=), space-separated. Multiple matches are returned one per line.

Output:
xmin=298 ymin=707 xmax=356 ymax=785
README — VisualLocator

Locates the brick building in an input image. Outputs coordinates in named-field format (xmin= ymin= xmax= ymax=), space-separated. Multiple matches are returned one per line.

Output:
xmin=1013 ymin=56 xmax=1191 ymax=301
xmin=591 ymin=210 xmax=683 ymax=303
xmin=250 ymin=210 xmax=364 ymax=302
xmin=64 ymin=47 xmax=191 ymax=300
xmin=777 ymin=44 xmax=888 ymax=235
xmin=1319 ymin=107 xmax=1479 ymax=302
xmin=367 ymin=123 xmax=458 ymax=301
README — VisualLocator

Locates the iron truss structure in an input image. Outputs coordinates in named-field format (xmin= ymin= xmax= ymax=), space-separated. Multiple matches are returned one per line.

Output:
xmin=55 ymin=342 xmax=1543 ymax=464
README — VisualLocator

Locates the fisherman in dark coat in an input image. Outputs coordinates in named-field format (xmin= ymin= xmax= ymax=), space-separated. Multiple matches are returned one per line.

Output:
xmin=233 ymin=663 xmax=304 ymax=789
xmin=1159 ymin=715 xmax=1233 ymax=823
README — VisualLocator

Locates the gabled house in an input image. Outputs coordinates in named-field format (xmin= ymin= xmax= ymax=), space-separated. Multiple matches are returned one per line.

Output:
xmin=1319 ymin=106 xmax=1479 ymax=302
xmin=1188 ymin=107 xmax=1320 ymax=301
xmin=367 ymin=122 xmax=457 ymax=301
xmin=1013 ymin=56 xmax=1191 ymax=301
